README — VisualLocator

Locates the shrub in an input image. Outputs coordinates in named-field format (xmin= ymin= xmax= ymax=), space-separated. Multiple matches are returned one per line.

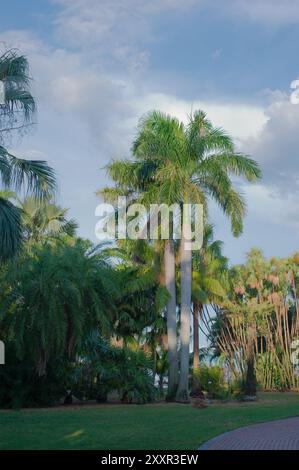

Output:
xmin=0 ymin=343 xmax=69 ymax=408
xmin=73 ymin=335 xmax=156 ymax=404
xmin=194 ymin=365 xmax=225 ymax=399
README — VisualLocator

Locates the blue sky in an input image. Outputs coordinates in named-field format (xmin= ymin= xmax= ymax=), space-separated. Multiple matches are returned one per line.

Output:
xmin=149 ymin=9 xmax=298 ymax=97
xmin=2 ymin=0 xmax=299 ymax=264
xmin=0 ymin=0 xmax=57 ymax=36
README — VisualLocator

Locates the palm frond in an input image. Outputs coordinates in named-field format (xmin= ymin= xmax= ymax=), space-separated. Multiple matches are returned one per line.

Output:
xmin=0 ymin=49 xmax=36 ymax=130
xmin=0 ymin=196 xmax=22 ymax=262
xmin=203 ymin=153 xmax=261 ymax=181
xmin=5 ymin=152 xmax=56 ymax=199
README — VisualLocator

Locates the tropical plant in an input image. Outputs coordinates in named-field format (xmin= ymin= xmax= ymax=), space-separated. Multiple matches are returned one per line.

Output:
xmin=75 ymin=333 xmax=155 ymax=404
xmin=131 ymin=110 xmax=261 ymax=402
xmin=0 ymin=49 xmax=56 ymax=261
xmin=210 ymin=249 xmax=299 ymax=395
xmin=104 ymin=239 xmax=168 ymax=344
xmin=21 ymin=197 xmax=77 ymax=243
xmin=191 ymin=224 xmax=227 ymax=395
xmin=194 ymin=364 xmax=225 ymax=399
xmin=0 ymin=48 xmax=35 ymax=138
xmin=0 ymin=241 xmax=117 ymax=376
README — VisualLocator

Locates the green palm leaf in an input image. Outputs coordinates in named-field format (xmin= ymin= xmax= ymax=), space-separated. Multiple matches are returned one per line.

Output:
xmin=0 ymin=196 xmax=22 ymax=262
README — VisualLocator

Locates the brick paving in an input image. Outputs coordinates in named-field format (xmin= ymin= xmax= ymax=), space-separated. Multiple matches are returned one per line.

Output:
xmin=199 ymin=417 xmax=299 ymax=450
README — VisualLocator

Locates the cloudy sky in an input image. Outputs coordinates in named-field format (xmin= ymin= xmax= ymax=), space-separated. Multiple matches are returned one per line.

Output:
xmin=1 ymin=0 xmax=299 ymax=264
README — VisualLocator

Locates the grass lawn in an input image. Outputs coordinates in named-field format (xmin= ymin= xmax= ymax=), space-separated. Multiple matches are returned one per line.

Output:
xmin=1 ymin=392 xmax=299 ymax=450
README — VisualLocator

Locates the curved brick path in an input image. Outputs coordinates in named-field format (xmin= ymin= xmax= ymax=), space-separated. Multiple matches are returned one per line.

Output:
xmin=199 ymin=416 xmax=299 ymax=450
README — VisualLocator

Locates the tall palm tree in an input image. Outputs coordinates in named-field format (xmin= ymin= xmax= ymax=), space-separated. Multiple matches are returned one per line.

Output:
xmin=98 ymin=109 xmax=261 ymax=401
xmin=164 ymin=238 xmax=178 ymax=398
xmin=132 ymin=110 xmax=261 ymax=402
xmin=0 ymin=49 xmax=56 ymax=261
xmin=101 ymin=117 xmax=183 ymax=399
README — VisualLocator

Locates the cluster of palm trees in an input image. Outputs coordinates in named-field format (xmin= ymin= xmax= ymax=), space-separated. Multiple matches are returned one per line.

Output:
xmin=210 ymin=249 xmax=299 ymax=393
xmin=6 ymin=49 xmax=287 ymax=406
xmin=100 ymin=110 xmax=261 ymax=402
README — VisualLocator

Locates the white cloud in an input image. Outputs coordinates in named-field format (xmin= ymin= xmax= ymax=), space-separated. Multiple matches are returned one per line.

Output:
xmin=232 ymin=91 xmax=299 ymax=246
xmin=1 ymin=30 xmax=135 ymax=149
xmin=51 ymin=0 xmax=197 ymax=64
xmin=242 ymin=183 xmax=299 ymax=231
xmin=222 ymin=0 xmax=299 ymax=24
xmin=133 ymin=92 xmax=268 ymax=141
xmin=241 ymin=92 xmax=299 ymax=189
xmin=52 ymin=0 xmax=299 ymax=47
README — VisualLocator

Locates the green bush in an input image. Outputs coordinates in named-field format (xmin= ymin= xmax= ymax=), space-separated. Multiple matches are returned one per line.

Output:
xmin=229 ymin=375 xmax=261 ymax=400
xmin=0 ymin=343 xmax=69 ymax=408
xmin=0 ymin=337 xmax=156 ymax=408
xmin=73 ymin=335 xmax=156 ymax=404
xmin=194 ymin=365 xmax=226 ymax=399
xmin=229 ymin=376 xmax=247 ymax=400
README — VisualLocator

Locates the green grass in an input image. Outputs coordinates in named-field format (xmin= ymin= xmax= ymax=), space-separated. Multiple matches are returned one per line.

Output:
xmin=1 ymin=392 xmax=299 ymax=450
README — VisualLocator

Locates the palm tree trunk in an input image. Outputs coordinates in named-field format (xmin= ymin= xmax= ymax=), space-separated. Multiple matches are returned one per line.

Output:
xmin=159 ymin=374 xmax=164 ymax=394
xmin=245 ymin=323 xmax=257 ymax=397
xmin=152 ymin=344 xmax=157 ymax=386
xmin=164 ymin=239 xmax=178 ymax=400
xmin=176 ymin=226 xmax=192 ymax=403
xmin=191 ymin=300 xmax=204 ymax=397
xmin=193 ymin=301 xmax=200 ymax=371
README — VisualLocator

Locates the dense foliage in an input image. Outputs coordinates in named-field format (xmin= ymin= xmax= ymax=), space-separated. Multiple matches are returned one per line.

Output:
xmin=208 ymin=249 xmax=299 ymax=392
xmin=2 ymin=49 xmax=299 ymax=411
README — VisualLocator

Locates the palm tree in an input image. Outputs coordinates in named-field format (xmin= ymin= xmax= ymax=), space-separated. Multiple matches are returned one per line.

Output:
xmin=96 ymin=238 xmax=168 ymax=355
xmin=96 ymin=238 xmax=169 ymax=390
xmin=98 ymin=109 xmax=261 ymax=401
xmin=98 ymin=161 xmax=179 ymax=396
xmin=191 ymin=224 xmax=227 ymax=395
xmin=0 ymin=49 xmax=35 ymax=136
xmin=132 ymin=110 xmax=261 ymax=402
xmin=164 ymin=238 xmax=179 ymax=398
xmin=0 ymin=49 xmax=56 ymax=261
xmin=0 ymin=240 xmax=116 ymax=376
xmin=101 ymin=120 xmax=182 ymax=399
xmin=131 ymin=113 xmax=194 ymax=400
xmin=0 ymin=150 xmax=56 ymax=261
xmin=21 ymin=197 xmax=77 ymax=243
